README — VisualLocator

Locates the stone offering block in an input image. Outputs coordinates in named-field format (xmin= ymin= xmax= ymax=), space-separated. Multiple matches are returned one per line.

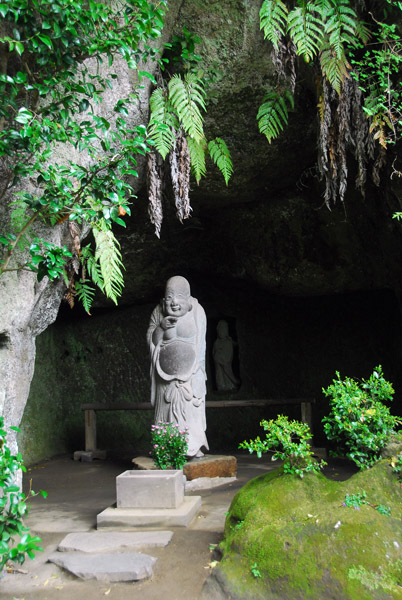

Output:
xmin=117 ymin=469 xmax=184 ymax=509
xmin=183 ymin=455 xmax=237 ymax=481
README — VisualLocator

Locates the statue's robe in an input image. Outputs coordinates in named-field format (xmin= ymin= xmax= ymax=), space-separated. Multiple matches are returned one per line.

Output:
xmin=147 ymin=298 xmax=209 ymax=457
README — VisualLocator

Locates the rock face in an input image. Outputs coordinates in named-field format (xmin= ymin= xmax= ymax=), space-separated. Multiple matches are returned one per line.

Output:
xmin=203 ymin=461 xmax=402 ymax=600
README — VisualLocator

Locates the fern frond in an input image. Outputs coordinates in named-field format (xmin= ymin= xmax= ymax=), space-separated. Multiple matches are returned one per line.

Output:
xmin=81 ymin=244 xmax=105 ymax=291
xmin=93 ymin=225 xmax=124 ymax=304
xmin=148 ymin=88 xmax=178 ymax=159
xmin=320 ymin=44 xmax=350 ymax=93
xmin=324 ymin=0 xmax=358 ymax=57
xmin=168 ymin=73 xmax=206 ymax=143
xmin=257 ymin=91 xmax=294 ymax=143
xmin=355 ymin=19 xmax=371 ymax=45
xmin=207 ymin=137 xmax=233 ymax=185
xmin=187 ymin=136 xmax=207 ymax=184
xmin=287 ymin=2 xmax=324 ymax=62
xmin=75 ymin=280 xmax=95 ymax=315
xmin=260 ymin=0 xmax=288 ymax=50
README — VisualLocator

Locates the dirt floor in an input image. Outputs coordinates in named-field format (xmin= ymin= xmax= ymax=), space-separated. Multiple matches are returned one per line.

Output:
xmin=0 ymin=453 xmax=353 ymax=600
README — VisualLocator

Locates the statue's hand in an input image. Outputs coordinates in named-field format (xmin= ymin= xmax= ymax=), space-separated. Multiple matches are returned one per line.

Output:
xmin=161 ymin=316 xmax=177 ymax=330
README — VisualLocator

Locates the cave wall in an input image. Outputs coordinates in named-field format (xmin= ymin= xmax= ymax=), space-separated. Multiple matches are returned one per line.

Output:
xmin=16 ymin=0 xmax=402 ymax=463
xmin=19 ymin=283 xmax=402 ymax=464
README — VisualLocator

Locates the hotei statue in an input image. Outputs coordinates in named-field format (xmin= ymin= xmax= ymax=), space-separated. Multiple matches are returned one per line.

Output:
xmin=213 ymin=320 xmax=240 ymax=392
xmin=147 ymin=276 xmax=209 ymax=458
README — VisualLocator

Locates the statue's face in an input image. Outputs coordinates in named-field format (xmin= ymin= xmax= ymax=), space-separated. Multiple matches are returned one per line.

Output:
xmin=163 ymin=283 xmax=191 ymax=317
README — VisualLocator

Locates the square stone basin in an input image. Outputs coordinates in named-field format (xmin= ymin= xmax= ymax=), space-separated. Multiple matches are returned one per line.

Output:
xmin=116 ymin=470 xmax=185 ymax=509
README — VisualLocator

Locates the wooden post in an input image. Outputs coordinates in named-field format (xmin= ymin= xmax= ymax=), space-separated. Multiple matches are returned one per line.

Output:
xmin=85 ymin=409 xmax=97 ymax=451
xmin=301 ymin=401 xmax=313 ymax=433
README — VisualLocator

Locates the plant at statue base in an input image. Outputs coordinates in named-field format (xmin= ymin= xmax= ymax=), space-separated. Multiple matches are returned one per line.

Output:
xmin=239 ymin=414 xmax=326 ymax=478
xmin=150 ymin=422 xmax=189 ymax=470
xmin=322 ymin=366 xmax=400 ymax=469
xmin=0 ymin=418 xmax=47 ymax=572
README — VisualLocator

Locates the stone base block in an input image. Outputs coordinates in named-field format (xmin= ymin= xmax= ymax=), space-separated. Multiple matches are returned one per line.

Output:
xmin=117 ymin=469 xmax=184 ymax=509
xmin=73 ymin=450 xmax=107 ymax=462
xmin=183 ymin=455 xmax=237 ymax=481
xmin=97 ymin=496 xmax=202 ymax=529
xmin=132 ymin=455 xmax=237 ymax=481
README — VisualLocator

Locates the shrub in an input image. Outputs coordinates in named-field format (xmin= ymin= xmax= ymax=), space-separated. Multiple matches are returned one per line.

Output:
xmin=150 ymin=422 xmax=189 ymax=469
xmin=0 ymin=418 xmax=46 ymax=572
xmin=239 ymin=414 xmax=326 ymax=478
xmin=322 ymin=366 xmax=400 ymax=469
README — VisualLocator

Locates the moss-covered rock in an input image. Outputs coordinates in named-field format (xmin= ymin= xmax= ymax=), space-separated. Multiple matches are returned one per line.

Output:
xmin=205 ymin=461 xmax=402 ymax=599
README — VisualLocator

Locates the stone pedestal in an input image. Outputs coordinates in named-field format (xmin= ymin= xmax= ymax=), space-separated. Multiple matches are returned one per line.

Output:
xmin=97 ymin=468 xmax=201 ymax=529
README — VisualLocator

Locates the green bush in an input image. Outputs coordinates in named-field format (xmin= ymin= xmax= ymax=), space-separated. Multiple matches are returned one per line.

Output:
xmin=239 ymin=414 xmax=326 ymax=478
xmin=322 ymin=366 xmax=400 ymax=469
xmin=0 ymin=418 xmax=46 ymax=572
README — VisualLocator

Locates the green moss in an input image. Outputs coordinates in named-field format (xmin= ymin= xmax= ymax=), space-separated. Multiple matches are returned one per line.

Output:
xmin=217 ymin=461 xmax=402 ymax=600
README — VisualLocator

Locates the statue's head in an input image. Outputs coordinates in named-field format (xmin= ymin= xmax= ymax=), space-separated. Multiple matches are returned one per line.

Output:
xmin=163 ymin=276 xmax=192 ymax=317
xmin=217 ymin=320 xmax=229 ymax=339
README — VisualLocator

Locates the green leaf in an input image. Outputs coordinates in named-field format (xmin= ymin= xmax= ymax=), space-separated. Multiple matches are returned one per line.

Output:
xmin=207 ymin=137 xmax=233 ymax=185
xmin=138 ymin=70 xmax=157 ymax=84
xmin=93 ymin=223 xmax=125 ymax=304
xmin=38 ymin=35 xmax=53 ymax=50
xmin=260 ymin=0 xmax=288 ymax=49
xmin=187 ymin=136 xmax=207 ymax=183
xmin=257 ymin=90 xmax=294 ymax=142
xmin=287 ymin=2 xmax=324 ymax=62
xmin=148 ymin=88 xmax=177 ymax=159
xmin=168 ymin=73 xmax=206 ymax=143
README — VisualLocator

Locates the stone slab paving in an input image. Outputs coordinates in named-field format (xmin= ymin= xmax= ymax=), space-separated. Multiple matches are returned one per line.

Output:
xmin=185 ymin=476 xmax=237 ymax=491
xmin=58 ymin=530 xmax=173 ymax=553
xmin=97 ymin=495 xmax=202 ymax=529
xmin=48 ymin=551 xmax=157 ymax=581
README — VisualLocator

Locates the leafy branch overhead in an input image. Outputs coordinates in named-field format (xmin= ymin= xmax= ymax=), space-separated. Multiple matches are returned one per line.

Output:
xmin=0 ymin=1 xmax=232 ymax=313
xmin=0 ymin=0 xmax=171 ymax=314
xmin=147 ymin=70 xmax=233 ymax=237
xmin=257 ymin=0 xmax=402 ymax=206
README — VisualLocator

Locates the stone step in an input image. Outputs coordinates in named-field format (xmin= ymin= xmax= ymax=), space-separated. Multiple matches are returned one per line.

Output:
xmin=58 ymin=530 xmax=173 ymax=553
xmin=48 ymin=551 xmax=157 ymax=582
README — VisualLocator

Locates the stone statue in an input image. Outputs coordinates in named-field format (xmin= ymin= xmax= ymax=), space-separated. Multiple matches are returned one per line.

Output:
xmin=147 ymin=276 xmax=209 ymax=458
xmin=213 ymin=320 xmax=239 ymax=392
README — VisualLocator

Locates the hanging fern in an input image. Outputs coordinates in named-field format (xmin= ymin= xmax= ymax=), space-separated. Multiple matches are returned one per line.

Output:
xmin=81 ymin=244 xmax=105 ymax=291
xmin=320 ymin=44 xmax=350 ymax=93
xmin=168 ymin=73 xmax=206 ymax=143
xmin=257 ymin=90 xmax=294 ymax=143
xmin=287 ymin=1 xmax=324 ymax=63
xmin=148 ymin=88 xmax=178 ymax=159
xmin=93 ymin=223 xmax=124 ymax=304
xmin=187 ymin=136 xmax=207 ymax=184
xmin=75 ymin=280 xmax=96 ymax=315
xmin=208 ymin=137 xmax=234 ymax=185
xmin=324 ymin=0 xmax=359 ymax=58
xmin=260 ymin=0 xmax=288 ymax=50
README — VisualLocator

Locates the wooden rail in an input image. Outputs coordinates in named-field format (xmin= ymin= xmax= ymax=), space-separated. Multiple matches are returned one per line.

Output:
xmin=80 ymin=398 xmax=315 ymax=452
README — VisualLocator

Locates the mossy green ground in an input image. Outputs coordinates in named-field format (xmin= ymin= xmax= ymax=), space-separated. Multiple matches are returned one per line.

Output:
xmin=215 ymin=461 xmax=402 ymax=600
